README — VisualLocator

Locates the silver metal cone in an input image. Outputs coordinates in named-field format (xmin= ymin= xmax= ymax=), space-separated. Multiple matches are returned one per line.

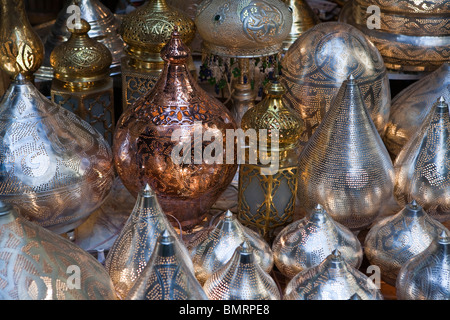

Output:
xmin=296 ymin=76 xmax=395 ymax=231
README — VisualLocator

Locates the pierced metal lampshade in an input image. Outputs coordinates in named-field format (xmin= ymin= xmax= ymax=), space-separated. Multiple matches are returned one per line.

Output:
xmin=272 ymin=204 xmax=363 ymax=279
xmin=284 ymin=250 xmax=383 ymax=300
xmin=0 ymin=201 xmax=117 ymax=300
xmin=0 ymin=75 xmax=114 ymax=234
xmin=188 ymin=210 xmax=274 ymax=285
xmin=339 ymin=0 xmax=450 ymax=72
xmin=296 ymin=75 xmax=395 ymax=231
xmin=126 ymin=230 xmax=208 ymax=300
xmin=203 ymin=242 xmax=280 ymax=300
xmin=104 ymin=184 xmax=193 ymax=299
xmin=279 ymin=21 xmax=391 ymax=145
xmin=396 ymin=230 xmax=450 ymax=300
xmin=364 ymin=200 xmax=448 ymax=287
xmin=394 ymin=97 xmax=450 ymax=222
xmin=383 ymin=62 xmax=450 ymax=158
xmin=35 ymin=0 xmax=125 ymax=81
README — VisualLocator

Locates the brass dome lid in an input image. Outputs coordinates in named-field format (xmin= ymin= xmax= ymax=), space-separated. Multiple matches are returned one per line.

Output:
xmin=195 ymin=0 xmax=293 ymax=58
xmin=50 ymin=19 xmax=112 ymax=87
xmin=119 ymin=0 xmax=196 ymax=65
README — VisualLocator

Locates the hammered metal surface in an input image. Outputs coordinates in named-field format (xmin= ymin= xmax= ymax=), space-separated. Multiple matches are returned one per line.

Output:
xmin=126 ymin=231 xmax=208 ymax=300
xmin=279 ymin=22 xmax=391 ymax=144
xmin=284 ymin=250 xmax=383 ymax=300
xmin=203 ymin=242 xmax=280 ymax=300
xmin=296 ymin=76 xmax=395 ymax=231
xmin=396 ymin=230 xmax=450 ymax=300
xmin=0 ymin=76 xmax=114 ymax=234
xmin=113 ymin=30 xmax=237 ymax=230
xmin=195 ymin=0 xmax=293 ymax=58
xmin=0 ymin=202 xmax=117 ymax=300
xmin=394 ymin=97 xmax=450 ymax=222
xmin=187 ymin=210 xmax=274 ymax=285
xmin=364 ymin=201 xmax=448 ymax=287
xmin=384 ymin=63 xmax=450 ymax=159
xmin=104 ymin=184 xmax=193 ymax=299
xmin=272 ymin=204 xmax=363 ymax=279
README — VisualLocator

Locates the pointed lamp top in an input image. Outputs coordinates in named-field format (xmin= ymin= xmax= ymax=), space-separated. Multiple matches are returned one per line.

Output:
xmin=438 ymin=229 xmax=450 ymax=244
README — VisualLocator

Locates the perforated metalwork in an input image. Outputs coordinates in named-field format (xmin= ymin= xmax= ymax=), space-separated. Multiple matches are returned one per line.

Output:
xmin=203 ymin=242 xmax=280 ymax=300
xmin=397 ymin=230 xmax=450 ymax=300
xmin=272 ymin=204 xmax=363 ymax=279
xmin=284 ymin=250 xmax=383 ymax=300
xmin=296 ymin=76 xmax=395 ymax=231
xmin=125 ymin=231 xmax=208 ymax=300
xmin=187 ymin=210 xmax=274 ymax=285
xmin=364 ymin=201 xmax=448 ymax=287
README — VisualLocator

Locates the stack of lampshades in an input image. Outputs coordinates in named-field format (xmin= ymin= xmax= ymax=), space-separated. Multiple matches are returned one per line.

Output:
xmin=0 ymin=0 xmax=449 ymax=300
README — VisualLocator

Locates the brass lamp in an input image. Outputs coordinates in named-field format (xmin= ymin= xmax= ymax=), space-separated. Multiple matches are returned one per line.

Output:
xmin=50 ymin=19 xmax=115 ymax=146
xmin=119 ymin=0 xmax=196 ymax=110
xmin=195 ymin=0 xmax=293 ymax=125
xmin=238 ymin=80 xmax=304 ymax=241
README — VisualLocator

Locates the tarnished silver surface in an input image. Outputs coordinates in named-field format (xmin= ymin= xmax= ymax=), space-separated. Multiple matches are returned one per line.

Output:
xmin=0 ymin=201 xmax=117 ymax=300
xmin=394 ymin=97 xmax=450 ymax=222
xmin=104 ymin=184 xmax=193 ymax=299
xmin=296 ymin=75 xmax=395 ymax=231
xmin=126 ymin=230 xmax=208 ymax=300
xmin=279 ymin=21 xmax=391 ymax=144
xmin=0 ymin=75 xmax=114 ymax=234
xmin=364 ymin=200 xmax=448 ymax=287
xmin=203 ymin=242 xmax=280 ymax=300
xmin=35 ymin=0 xmax=125 ymax=80
xmin=284 ymin=250 xmax=383 ymax=300
xmin=272 ymin=204 xmax=363 ymax=279
xmin=187 ymin=210 xmax=274 ymax=285
xmin=397 ymin=230 xmax=450 ymax=300
xmin=384 ymin=63 xmax=450 ymax=158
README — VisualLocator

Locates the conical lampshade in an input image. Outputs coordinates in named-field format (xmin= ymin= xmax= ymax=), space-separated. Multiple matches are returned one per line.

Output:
xmin=0 ymin=74 xmax=114 ymax=234
xmin=188 ymin=210 xmax=274 ymax=285
xmin=397 ymin=230 xmax=450 ymax=300
xmin=364 ymin=200 xmax=448 ymax=287
xmin=383 ymin=63 xmax=450 ymax=158
xmin=272 ymin=204 xmax=363 ymax=279
xmin=0 ymin=201 xmax=117 ymax=300
xmin=125 ymin=230 xmax=208 ymax=300
xmin=105 ymin=184 xmax=193 ymax=299
xmin=394 ymin=97 xmax=450 ymax=222
xmin=296 ymin=75 xmax=395 ymax=231
xmin=203 ymin=242 xmax=280 ymax=300
xmin=284 ymin=250 xmax=383 ymax=300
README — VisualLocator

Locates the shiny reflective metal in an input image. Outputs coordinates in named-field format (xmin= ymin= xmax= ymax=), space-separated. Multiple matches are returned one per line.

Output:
xmin=364 ymin=200 xmax=448 ymax=287
xmin=0 ymin=75 xmax=114 ymax=234
xmin=0 ymin=201 xmax=117 ymax=300
xmin=50 ymin=19 xmax=115 ymax=145
xmin=296 ymin=75 xmax=395 ymax=231
xmin=203 ymin=242 xmax=280 ymax=300
xmin=281 ymin=0 xmax=320 ymax=52
xmin=272 ymin=204 xmax=363 ymax=279
xmin=397 ymin=230 xmax=450 ymax=300
xmin=119 ymin=0 xmax=196 ymax=110
xmin=339 ymin=0 xmax=450 ymax=72
xmin=0 ymin=0 xmax=44 ymax=80
xmin=384 ymin=63 xmax=450 ymax=159
xmin=126 ymin=230 xmax=208 ymax=300
xmin=104 ymin=184 xmax=193 ymax=299
xmin=195 ymin=0 xmax=293 ymax=59
xmin=284 ymin=250 xmax=383 ymax=300
xmin=394 ymin=97 xmax=450 ymax=222
xmin=35 ymin=0 xmax=126 ymax=81
xmin=238 ymin=81 xmax=304 ymax=241
xmin=113 ymin=30 xmax=237 ymax=230
xmin=188 ymin=210 xmax=274 ymax=285
xmin=279 ymin=21 xmax=391 ymax=145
